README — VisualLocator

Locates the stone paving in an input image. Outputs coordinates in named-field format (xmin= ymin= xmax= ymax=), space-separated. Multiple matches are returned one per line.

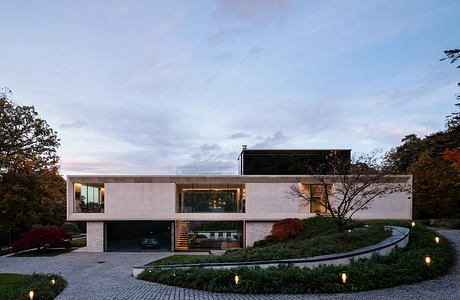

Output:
xmin=0 ymin=229 xmax=458 ymax=299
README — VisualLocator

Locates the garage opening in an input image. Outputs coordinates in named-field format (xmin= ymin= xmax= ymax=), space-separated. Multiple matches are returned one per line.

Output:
xmin=105 ymin=221 xmax=172 ymax=252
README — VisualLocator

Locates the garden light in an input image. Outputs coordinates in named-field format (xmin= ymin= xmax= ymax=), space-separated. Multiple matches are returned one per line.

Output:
xmin=51 ymin=278 xmax=56 ymax=285
xmin=234 ymin=274 xmax=240 ymax=285
xmin=435 ymin=236 xmax=440 ymax=244
xmin=411 ymin=221 xmax=416 ymax=227
xmin=341 ymin=271 xmax=347 ymax=283
xmin=148 ymin=269 xmax=152 ymax=273
xmin=28 ymin=289 xmax=34 ymax=300
xmin=425 ymin=255 xmax=431 ymax=266
xmin=348 ymin=229 xmax=351 ymax=232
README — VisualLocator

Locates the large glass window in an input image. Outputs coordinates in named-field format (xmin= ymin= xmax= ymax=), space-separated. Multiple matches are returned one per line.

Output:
xmin=105 ymin=221 xmax=171 ymax=252
xmin=175 ymin=221 xmax=243 ymax=251
xmin=299 ymin=183 xmax=333 ymax=213
xmin=176 ymin=184 xmax=245 ymax=213
xmin=74 ymin=183 xmax=104 ymax=213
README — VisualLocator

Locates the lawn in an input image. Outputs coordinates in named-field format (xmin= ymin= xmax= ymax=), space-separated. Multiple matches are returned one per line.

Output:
xmin=147 ymin=217 xmax=391 ymax=266
xmin=138 ymin=220 xmax=456 ymax=294
xmin=0 ymin=273 xmax=66 ymax=299
xmin=0 ymin=274 xmax=25 ymax=291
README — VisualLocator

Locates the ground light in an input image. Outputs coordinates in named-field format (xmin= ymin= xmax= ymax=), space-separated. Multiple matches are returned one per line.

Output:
xmin=425 ymin=255 xmax=431 ymax=266
xmin=148 ymin=269 xmax=152 ymax=273
xmin=28 ymin=289 xmax=34 ymax=300
xmin=51 ymin=278 xmax=56 ymax=285
xmin=411 ymin=221 xmax=416 ymax=227
xmin=234 ymin=274 xmax=240 ymax=285
xmin=347 ymin=229 xmax=352 ymax=232
xmin=435 ymin=236 xmax=440 ymax=244
xmin=341 ymin=271 xmax=347 ymax=284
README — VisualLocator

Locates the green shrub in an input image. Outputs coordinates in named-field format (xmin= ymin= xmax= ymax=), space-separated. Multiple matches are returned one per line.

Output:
xmin=139 ymin=225 xmax=455 ymax=294
xmin=61 ymin=222 xmax=81 ymax=236
xmin=0 ymin=273 xmax=66 ymax=299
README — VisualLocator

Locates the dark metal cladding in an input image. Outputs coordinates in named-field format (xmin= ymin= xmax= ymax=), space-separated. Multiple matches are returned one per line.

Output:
xmin=238 ymin=149 xmax=351 ymax=175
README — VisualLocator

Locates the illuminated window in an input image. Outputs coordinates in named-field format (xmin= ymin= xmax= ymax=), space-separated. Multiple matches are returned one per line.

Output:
xmin=74 ymin=183 xmax=104 ymax=213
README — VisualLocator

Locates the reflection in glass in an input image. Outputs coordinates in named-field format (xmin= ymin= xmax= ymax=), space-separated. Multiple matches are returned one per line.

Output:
xmin=175 ymin=221 xmax=243 ymax=251
xmin=74 ymin=183 xmax=104 ymax=213
xmin=176 ymin=184 xmax=245 ymax=213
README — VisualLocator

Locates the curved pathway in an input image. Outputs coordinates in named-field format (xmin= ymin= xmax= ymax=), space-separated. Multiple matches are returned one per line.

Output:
xmin=0 ymin=229 xmax=458 ymax=299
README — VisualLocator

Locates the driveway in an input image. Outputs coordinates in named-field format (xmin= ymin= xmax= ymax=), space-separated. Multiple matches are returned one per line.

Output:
xmin=0 ymin=229 xmax=458 ymax=299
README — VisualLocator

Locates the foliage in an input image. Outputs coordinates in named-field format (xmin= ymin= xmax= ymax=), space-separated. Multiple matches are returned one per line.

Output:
xmin=12 ymin=228 xmax=72 ymax=253
xmin=146 ymin=217 xmax=390 ymax=266
xmin=0 ymin=91 xmax=66 ymax=242
xmin=386 ymin=103 xmax=460 ymax=219
xmin=61 ymin=222 xmax=81 ymax=236
xmin=288 ymin=152 xmax=410 ymax=232
xmin=0 ymin=274 xmax=25 ymax=291
xmin=442 ymin=148 xmax=460 ymax=170
xmin=139 ymin=225 xmax=455 ymax=294
xmin=0 ymin=273 xmax=66 ymax=300
xmin=408 ymin=152 xmax=460 ymax=219
xmin=266 ymin=218 xmax=305 ymax=241
xmin=70 ymin=237 xmax=86 ymax=248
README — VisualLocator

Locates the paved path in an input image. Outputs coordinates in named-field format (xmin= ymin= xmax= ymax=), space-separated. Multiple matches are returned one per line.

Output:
xmin=0 ymin=229 xmax=458 ymax=299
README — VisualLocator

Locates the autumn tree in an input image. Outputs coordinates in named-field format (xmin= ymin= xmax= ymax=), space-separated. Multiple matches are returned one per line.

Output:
xmin=288 ymin=152 xmax=410 ymax=233
xmin=0 ymin=89 xmax=66 ymax=244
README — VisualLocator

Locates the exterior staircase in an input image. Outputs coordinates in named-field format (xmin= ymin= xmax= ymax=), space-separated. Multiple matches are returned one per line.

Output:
xmin=176 ymin=221 xmax=190 ymax=250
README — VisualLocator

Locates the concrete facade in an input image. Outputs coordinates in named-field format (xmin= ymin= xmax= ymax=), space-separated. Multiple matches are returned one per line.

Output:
xmin=67 ymin=175 xmax=412 ymax=252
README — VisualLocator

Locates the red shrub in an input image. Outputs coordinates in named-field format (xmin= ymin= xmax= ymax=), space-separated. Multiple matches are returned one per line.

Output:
xmin=266 ymin=218 xmax=305 ymax=241
xmin=12 ymin=228 xmax=72 ymax=252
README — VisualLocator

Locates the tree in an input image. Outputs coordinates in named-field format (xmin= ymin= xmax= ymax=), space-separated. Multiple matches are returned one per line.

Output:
xmin=0 ymin=90 xmax=66 ymax=240
xmin=288 ymin=153 xmax=410 ymax=233
xmin=442 ymin=148 xmax=460 ymax=170
xmin=12 ymin=227 xmax=72 ymax=252
xmin=408 ymin=151 xmax=459 ymax=219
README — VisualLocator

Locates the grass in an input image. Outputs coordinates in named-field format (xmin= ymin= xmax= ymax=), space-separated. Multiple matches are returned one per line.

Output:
xmin=11 ymin=248 xmax=74 ymax=257
xmin=71 ymin=237 xmax=86 ymax=247
xmin=0 ymin=274 xmax=26 ymax=291
xmin=0 ymin=273 xmax=66 ymax=299
xmin=147 ymin=217 xmax=390 ymax=266
xmin=138 ymin=222 xmax=456 ymax=294
xmin=0 ymin=247 xmax=12 ymax=256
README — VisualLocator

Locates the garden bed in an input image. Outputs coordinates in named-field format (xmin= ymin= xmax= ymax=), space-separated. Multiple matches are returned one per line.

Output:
xmin=0 ymin=273 xmax=66 ymax=299
xmin=147 ymin=217 xmax=391 ymax=266
xmin=138 ymin=221 xmax=455 ymax=294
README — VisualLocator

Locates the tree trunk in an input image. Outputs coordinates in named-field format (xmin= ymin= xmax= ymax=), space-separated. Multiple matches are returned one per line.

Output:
xmin=335 ymin=220 xmax=345 ymax=233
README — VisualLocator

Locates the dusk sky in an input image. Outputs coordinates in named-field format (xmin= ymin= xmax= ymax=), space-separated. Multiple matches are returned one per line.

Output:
xmin=1 ymin=0 xmax=459 ymax=175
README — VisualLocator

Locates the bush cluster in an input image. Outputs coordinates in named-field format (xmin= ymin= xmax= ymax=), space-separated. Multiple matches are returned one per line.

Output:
xmin=139 ymin=225 xmax=455 ymax=294
xmin=12 ymin=228 xmax=72 ymax=253
xmin=0 ymin=273 xmax=67 ymax=299
xmin=266 ymin=218 xmax=305 ymax=241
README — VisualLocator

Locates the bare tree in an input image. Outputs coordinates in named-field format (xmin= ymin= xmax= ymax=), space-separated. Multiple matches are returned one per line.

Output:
xmin=287 ymin=152 xmax=411 ymax=232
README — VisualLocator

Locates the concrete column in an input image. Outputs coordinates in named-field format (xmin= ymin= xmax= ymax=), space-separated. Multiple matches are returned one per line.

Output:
xmin=86 ymin=222 xmax=104 ymax=252
xmin=245 ymin=222 xmax=274 ymax=247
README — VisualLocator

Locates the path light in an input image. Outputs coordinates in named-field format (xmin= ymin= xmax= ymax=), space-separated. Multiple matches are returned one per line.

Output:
xmin=411 ymin=221 xmax=416 ymax=227
xmin=51 ymin=278 xmax=56 ymax=285
xmin=347 ymin=229 xmax=352 ymax=233
xmin=234 ymin=274 xmax=240 ymax=285
xmin=435 ymin=236 xmax=440 ymax=244
xmin=172 ymin=272 xmax=176 ymax=277
xmin=47 ymin=273 xmax=51 ymax=277
xmin=28 ymin=289 xmax=34 ymax=300
xmin=425 ymin=255 xmax=431 ymax=266
xmin=148 ymin=269 xmax=152 ymax=273
xmin=341 ymin=271 xmax=347 ymax=284
xmin=364 ymin=224 xmax=369 ymax=228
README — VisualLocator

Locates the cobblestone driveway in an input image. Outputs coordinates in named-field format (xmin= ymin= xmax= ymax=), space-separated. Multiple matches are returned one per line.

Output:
xmin=0 ymin=229 xmax=458 ymax=299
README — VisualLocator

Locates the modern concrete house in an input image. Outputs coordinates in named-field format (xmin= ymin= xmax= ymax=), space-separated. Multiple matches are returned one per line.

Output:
xmin=66 ymin=149 xmax=412 ymax=252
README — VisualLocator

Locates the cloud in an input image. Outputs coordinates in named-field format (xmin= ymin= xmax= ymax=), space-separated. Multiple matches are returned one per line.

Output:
xmin=59 ymin=120 xmax=86 ymax=129
xmin=373 ymin=121 xmax=433 ymax=143
xmin=62 ymin=160 xmax=130 ymax=173
xmin=252 ymin=131 xmax=288 ymax=148
xmin=230 ymin=132 xmax=250 ymax=139
xmin=245 ymin=46 xmax=267 ymax=60
xmin=212 ymin=52 xmax=237 ymax=62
